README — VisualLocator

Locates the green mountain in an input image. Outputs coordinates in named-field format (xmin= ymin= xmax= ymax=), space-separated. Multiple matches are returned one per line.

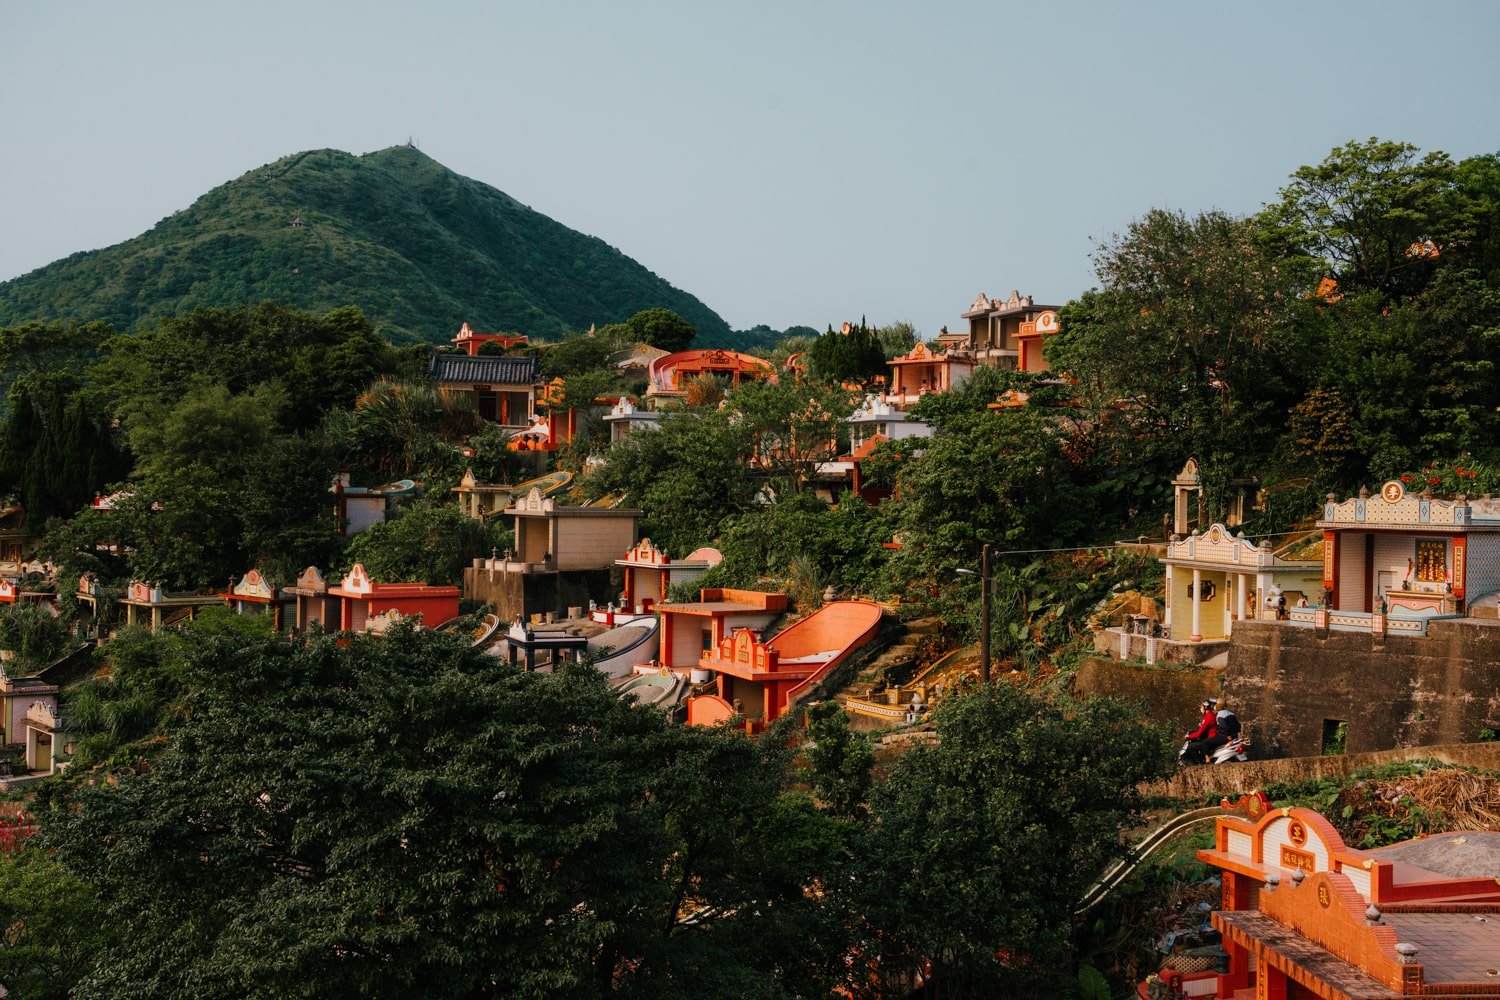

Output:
xmin=0 ymin=146 xmax=730 ymax=345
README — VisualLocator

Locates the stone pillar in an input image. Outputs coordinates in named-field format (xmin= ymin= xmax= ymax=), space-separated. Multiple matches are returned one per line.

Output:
xmin=1190 ymin=569 xmax=1202 ymax=643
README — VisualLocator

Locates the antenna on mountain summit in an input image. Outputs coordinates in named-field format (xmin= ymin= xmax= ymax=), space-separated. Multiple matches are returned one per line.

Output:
xmin=406 ymin=136 xmax=418 ymax=149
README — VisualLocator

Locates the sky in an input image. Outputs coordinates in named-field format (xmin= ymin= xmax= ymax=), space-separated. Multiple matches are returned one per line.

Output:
xmin=3 ymin=1 xmax=1498 ymax=335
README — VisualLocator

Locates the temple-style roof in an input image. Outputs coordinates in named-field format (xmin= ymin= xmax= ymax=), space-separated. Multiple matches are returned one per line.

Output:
xmin=1320 ymin=480 xmax=1500 ymax=531
xmin=427 ymin=351 xmax=540 ymax=386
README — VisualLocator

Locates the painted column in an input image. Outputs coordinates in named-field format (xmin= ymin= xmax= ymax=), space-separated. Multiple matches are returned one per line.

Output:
xmin=1258 ymin=963 xmax=1289 ymax=1000
xmin=1236 ymin=573 xmax=1248 ymax=626
xmin=1190 ymin=568 xmax=1202 ymax=642
xmin=1223 ymin=576 xmax=1232 ymax=637
xmin=1163 ymin=565 xmax=1173 ymax=628
xmin=1323 ymin=530 xmax=1339 ymax=609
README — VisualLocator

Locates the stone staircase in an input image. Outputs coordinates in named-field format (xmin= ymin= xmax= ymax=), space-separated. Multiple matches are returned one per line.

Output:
xmin=833 ymin=616 xmax=944 ymax=730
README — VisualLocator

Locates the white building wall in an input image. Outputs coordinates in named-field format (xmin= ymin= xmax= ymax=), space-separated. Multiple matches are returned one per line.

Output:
xmin=1373 ymin=533 xmax=1414 ymax=597
xmin=1337 ymin=532 xmax=1367 ymax=610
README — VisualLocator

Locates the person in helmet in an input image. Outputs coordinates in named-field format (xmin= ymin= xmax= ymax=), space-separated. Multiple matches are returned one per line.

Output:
xmin=1183 ymin=698 xmax=1220 ymax=764
xmin=1185 ymin=698 xmax=1218 ymax=741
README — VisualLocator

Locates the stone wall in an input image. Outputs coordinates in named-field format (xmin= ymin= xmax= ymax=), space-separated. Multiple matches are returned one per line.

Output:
xmin=1146 ymin=741 xmax=1500 ymax=800
xmin=1072 ymin=656 xmax=1223 ymax=735
xmin=1225 ymin=620 xmax=1500 ymax=758
xmin=462 ymin=566 xmax=619 ymax=623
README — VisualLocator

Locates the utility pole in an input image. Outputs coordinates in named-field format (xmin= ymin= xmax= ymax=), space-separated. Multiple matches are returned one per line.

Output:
xmin=980 ymin=542 xmax=992 ymax=683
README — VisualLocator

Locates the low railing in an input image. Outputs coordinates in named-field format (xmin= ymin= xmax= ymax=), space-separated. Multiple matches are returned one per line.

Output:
xmin=1278 ymin=607 xmax=1460 ymax=638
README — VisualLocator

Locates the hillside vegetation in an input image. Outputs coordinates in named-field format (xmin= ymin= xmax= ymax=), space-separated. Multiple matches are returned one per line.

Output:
xmin=0 ymin=146 xmax=730 ymax=345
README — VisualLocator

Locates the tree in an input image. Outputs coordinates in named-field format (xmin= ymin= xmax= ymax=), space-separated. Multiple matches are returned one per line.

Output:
xmin=340 ymin=499 xmax=486 ymax=585
xmin=1046 ymin=209 xmax=1311 ymax=489
xmin=0 ymin=848 xmax=118 ymax=1000
xmin=856 ymin=684 xmax=1172 ymax=997
xmin=40 ymin=628 xmax=853 ymax=999
xmin=586 ymin=406 xmax=756 ymax=554
xmin=731 ymin=379 xmax=858 ymax=495
xmin=625 ymin=307 xmax=696 ymax=353
xmin=807 ymin=319 xmax=884 ymax=384
xmin=1261 ymin=138 xmax=1457 ymax=299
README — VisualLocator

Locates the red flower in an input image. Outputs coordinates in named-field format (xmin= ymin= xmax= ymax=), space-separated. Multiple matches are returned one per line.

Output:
xmin=1427 ymin=477 xmax=1441 ymax=485
xmin=1401 ymin=474 xmax=1413 ymax=483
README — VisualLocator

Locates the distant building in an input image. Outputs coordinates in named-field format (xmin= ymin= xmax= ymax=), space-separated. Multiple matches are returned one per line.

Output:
xmin=283 ymin=566 xmax=341 ymax=633
xmin=451 ymin=469 xmax=513 ymax=522
xmin=331 ymin=472 xmax=418 ymax=536
xmin=616 ymin=538 xmax=722 ymax=612
xmin=882 ymin=342 xmax=973 ymax=408
xmin=603 ymin=397 xmax=660 ymax=443
xmin=224 ymin=569 xmax=294 ymax=632
xmin=960 ymin=289 xmax=1061 ymax=371
xmin=327 ymin=564 xmax=459 ymax=632
xmin=450 ymin=321 xmax=528 ymax=356
xmin=427 ymin=350 xmax=540 ymax=427
xmin=463 ymin=489 xmax=642 ymax=622
xmin=644 ymin=349 xmax=774 ymax=409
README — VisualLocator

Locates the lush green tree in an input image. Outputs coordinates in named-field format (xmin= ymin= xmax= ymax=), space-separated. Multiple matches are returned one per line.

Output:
xmin=90 ymin=304 xmax=397 ymax=431
xmin=856 ymin=684 xmax=1172 ymax=997
xmin=340 ymin=499 xmax=485 ymax=586
xmin=586 ymin=407 xmax=756 ymax=554
xmin=875 ymin=320 xmax=917 ymax=360
xmin=539 ymin=330 xmax=618 ymax=379
xmin=625 ymin=307 xmax=696 ymax=353
xmin=0 ymin=848 xmax=118 ymax=1000
xmin=40 ymin=628 xmax=853 ymax=999
xmin=1260 ymin=138 xmax=1457 ymax=299
xmin=1046 ymin=209 xmax=1311 ymax=494
xmin=732 ymin=379 xmax=858 ymax=495
xmin=125 ymin=382 xmax=284 ymax=483
xmin=807 ymin=319 xmax=884 ymax=383
xmin=0 ymin=601 xmax=69 ymax=674
xmin=803 ymin=702 xmax=874 ymax=820
xmin=0 ymin=378 xmax=130 ymax=521
xmin=324 ymin=378 xmax=478 ymax=483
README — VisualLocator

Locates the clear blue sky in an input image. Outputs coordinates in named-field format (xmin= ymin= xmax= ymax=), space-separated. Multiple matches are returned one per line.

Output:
xmin=3 ymin=1 xmax=1497 ymax=335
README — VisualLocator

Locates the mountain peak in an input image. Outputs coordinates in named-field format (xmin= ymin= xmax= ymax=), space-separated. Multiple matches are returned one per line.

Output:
xmin=0 ymin=149 xmax=728 ymax=345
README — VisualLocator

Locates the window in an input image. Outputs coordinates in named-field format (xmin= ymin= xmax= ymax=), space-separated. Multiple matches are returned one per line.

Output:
xmin=1321 ymin=719 xmax=1347 ymax=756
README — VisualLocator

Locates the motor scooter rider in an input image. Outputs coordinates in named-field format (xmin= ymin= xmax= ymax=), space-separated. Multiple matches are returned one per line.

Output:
xmin=1191 ymin=706 xmax=1241 ymax=763
xmin=1182 ymin=698 xmax=1219 ymax=763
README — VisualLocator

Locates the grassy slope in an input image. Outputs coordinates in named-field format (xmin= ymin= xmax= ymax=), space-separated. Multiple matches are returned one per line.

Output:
xmin=0 ymin=146 xmax=730 ymax=345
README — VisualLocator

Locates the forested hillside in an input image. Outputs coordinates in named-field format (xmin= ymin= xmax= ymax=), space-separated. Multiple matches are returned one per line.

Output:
xmin=0 ymin=146 xmax=731 ymax=345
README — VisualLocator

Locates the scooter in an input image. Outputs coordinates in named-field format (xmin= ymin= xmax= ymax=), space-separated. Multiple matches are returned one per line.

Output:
xmin=1178 ymin=735 xmax=1249 ymax=766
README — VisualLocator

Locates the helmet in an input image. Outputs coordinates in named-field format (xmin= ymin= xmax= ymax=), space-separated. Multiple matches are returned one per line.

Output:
xmin=1201 ymin=697 xmax=1218 ymax=711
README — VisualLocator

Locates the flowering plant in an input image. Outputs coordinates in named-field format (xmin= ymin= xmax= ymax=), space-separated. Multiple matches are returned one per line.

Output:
xmin=1395 ymin=458 xmax=1500 ymax=497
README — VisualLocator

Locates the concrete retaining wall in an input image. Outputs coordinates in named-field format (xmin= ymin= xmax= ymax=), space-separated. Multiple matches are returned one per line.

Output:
xmin=1146 ymin=741 xmax=1500 ymax=800
xmin=1225 ymin=620 xmax=1500 ymax=758
xmin=1073 ymin=656 xmax=1223 ymax=735
xmin=462 ymin=567 xmax=618 ymax=623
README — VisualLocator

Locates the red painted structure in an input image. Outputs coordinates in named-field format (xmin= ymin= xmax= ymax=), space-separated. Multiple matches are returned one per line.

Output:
xmin=452 ymin=321 xmax=528 ymax=356
xmin=645 ymin=349 xmax=775 ymax=408
xmin=653 ymin=589 xmax=788 ymax=673
xmin=328 ymin=564 xmax=460 ymax=632
xmin=1147 ymin=797 xmax=1500 ymax=999
xmin=687 ymin=600 xmax=883 ymax=733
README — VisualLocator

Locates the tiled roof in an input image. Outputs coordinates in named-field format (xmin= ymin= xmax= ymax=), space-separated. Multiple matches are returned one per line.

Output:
xmin=428 ymin=351 xmax=540 ymax=386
